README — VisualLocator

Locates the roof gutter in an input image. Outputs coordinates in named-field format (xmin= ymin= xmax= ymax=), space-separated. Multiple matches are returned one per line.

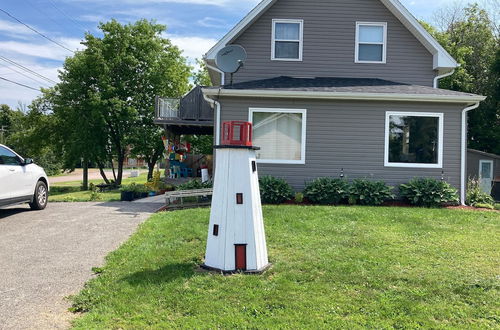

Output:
xmin=433 ymin=69 xmax=455 ymax=89
xmin=203 ymin=91 xmax=222 ymax=145
xmin=202 ymin=88 xmax=486 ymax=104
xmin=461 ymin=102 xmax=481 ymax=205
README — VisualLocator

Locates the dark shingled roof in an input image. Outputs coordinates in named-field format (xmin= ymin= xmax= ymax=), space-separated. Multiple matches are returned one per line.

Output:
xmin=216 ymin=76 xmax=481 ymax=97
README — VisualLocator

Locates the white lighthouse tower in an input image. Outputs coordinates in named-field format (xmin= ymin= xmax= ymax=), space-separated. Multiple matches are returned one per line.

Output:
xmin=203 ymin=121 xmax=270 ymax=273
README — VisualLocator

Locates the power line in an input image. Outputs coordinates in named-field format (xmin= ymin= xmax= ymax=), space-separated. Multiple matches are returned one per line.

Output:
xmin=0 ymin=56 xmax=57 ymax=84
xmin=0 ymin=7 xmax=75 ymax=53
xmin=0 ymin=62 xmax=51 ymax=87
xmin=46 ymin=0 xmax=92 ymax=32
xmin=0 ymin=76 xmax=41 ymax=91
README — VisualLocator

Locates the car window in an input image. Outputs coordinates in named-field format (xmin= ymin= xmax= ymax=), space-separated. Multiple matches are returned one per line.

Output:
xmin=0 ymin=147 xmax=21 ymax=166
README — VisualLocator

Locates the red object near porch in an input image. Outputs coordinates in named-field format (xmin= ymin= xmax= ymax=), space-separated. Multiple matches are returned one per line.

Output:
xmin=221 ymin=121 xmax=253 ymax=146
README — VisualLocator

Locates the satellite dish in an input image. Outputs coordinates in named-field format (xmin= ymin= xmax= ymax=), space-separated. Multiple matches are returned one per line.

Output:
xmin=216 ymin=45 xmax=247 ymax=74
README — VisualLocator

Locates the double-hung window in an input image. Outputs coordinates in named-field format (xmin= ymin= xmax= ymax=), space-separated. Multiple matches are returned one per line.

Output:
xmin=384 ymin=112 xmax=444 ymax=168
xmin=355 ymin=22 xmax=387 ymax=63
xmin=272 ymin=19 xmax=303 ymax=61
xmin=249 ymin=108 xmax=307 ymax=164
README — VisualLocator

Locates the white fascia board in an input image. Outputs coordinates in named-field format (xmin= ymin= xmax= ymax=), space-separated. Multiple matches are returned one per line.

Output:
xmin=202 ymin=88 xmax=486 ymax=104
xmin=205 ymin=0 xmax=277 ymax=60
xmin=205 ymin=0 xmax=457 ymax=71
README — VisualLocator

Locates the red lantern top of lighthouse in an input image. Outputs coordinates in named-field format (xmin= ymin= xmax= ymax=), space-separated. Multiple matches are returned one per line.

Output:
xmin=221 ymin=121 xmax=253 ymax=147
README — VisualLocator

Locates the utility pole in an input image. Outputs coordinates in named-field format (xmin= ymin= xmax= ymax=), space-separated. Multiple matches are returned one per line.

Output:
xmin=0 ymin=126 xmax=6 ymax=144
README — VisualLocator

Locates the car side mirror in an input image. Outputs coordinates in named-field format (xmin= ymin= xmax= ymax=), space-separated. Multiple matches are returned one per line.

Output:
xmin=23 ymin=158 xmax=34 ymax=165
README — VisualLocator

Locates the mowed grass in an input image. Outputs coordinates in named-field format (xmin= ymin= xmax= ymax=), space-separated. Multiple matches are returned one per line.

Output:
xmin=71 ymin=206 xmax=500 ymax=329
xmin=49 ymin=173 xmax=150 ymax=202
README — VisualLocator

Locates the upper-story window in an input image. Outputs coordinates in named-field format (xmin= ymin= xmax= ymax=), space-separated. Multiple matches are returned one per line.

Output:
xmin=272 ymin=19 xmax=303 ymax=61
xmin=355 ymin=22 xmax=387 ymax=63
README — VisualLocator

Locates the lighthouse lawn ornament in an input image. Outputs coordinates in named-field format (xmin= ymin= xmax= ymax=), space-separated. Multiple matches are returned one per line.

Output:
xmin=203 ymin=121 xmax=270 ymax=273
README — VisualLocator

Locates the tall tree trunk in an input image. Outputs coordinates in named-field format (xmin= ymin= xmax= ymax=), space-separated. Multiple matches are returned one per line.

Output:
xmin=116 ymin=150 xmax=125 ymax=185
xmin=82 ymin=157 xmax=89 ymax=191
xmin=97 ymin=161 xmax=110 ymax=184
xmin=147 ymin=161 xmax=155 ymax=181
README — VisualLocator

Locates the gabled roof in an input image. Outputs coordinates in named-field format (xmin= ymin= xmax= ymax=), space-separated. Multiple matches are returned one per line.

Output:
xmin=204 ymin=0 xmax=458 ymax=72
xmin=203 ymin=76 xmax=485 ymax=103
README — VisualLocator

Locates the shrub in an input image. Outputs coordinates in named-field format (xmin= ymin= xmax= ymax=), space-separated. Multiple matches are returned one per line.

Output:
xmin=466 ymin=179 xmax=494 ymax=206
xmin=399 ymin=178 xmax=459 ymax=207
xmin=475 ymin=203 xmax=494 ymax=210
xmin=89 ymin=183 xmax=102 ymax=201
xmin=259 ymin=176 xmax=294 ymax=204
xmin=177 ymin=179 xmax=213 ymax=191
xmin=294 ymin=192 xmax=304 ymax=204
xmin=303 ymin=178 xmax=350 ymax=205
xmin=120 ymin=183 xmax=137 ymax=193
xmin=494 ymin=204 xmax=500 ymax=211
xmin=349 ymin=179 xmax=394 ymax=206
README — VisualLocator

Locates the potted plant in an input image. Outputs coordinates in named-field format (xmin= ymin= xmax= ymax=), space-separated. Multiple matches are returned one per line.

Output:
xmin=120 ymin=183 xmax=136 ymax=201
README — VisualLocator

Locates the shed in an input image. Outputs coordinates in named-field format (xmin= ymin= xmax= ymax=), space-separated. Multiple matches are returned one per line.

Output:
xmin=467 ymin=149 xmax=500 ymax=200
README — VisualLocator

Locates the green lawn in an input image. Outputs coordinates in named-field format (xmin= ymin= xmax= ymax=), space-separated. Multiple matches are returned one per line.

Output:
xmin=70 ymin=206 xmax=499 ymax=329
xmin=49 ymin=173 xmax=151 ymax=202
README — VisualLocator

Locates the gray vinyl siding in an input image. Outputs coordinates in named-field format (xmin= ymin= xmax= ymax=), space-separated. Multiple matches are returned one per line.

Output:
xmin=231 ymin=0 xmax=435 ymax=86
xmin=467 ymin=151 xmax=500 ymax=181
xmin=218 ymin=97 xmax=467 ymax=195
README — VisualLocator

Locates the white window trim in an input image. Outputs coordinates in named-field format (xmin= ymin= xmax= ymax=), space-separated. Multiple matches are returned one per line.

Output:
xmin=249 ymin=107 xmax=307 ymax=165
xmin=355 ymin=22 xmax=387 ymax=64
xmin=384 ymin=111 xmax=444 ymax=169
xmin=479 ymin=160 xmax=494 ymax=179
xmin=271 ymin=19 xmax=304 ymax=61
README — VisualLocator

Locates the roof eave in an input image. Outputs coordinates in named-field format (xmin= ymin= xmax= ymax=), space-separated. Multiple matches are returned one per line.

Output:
xmin=202 ymin=88 xmax=486 ymax=104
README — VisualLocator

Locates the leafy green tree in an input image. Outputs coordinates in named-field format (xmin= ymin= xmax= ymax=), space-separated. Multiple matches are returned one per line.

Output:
xmin=0 ymin=104 xmax=24 ymax=145
xmin=192 ymin=58 xmax=212 ymax=86
xmin=54 ymin=19 xmax=191 ymax=184
xmin=424 ymin=4 xmax=499 ymax=154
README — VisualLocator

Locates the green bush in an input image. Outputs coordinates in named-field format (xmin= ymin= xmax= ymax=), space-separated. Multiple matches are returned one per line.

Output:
xmin=303 ymin=178 xmax=350 ymax=205
xmin=466 ymin=179 xmax=494 ymax=206
xmin=120 ymin=183 xmax=138 ymax=193
xmin=494 ymin=204 xmax=500 ymax=211
xmin=475 ymin=203 xmax=494 ymax=210
xmin=399 ymin=178 xmax=459 ymax=207
xmin=294 ymin=192 xmax=304 ymax=204
xmin=349 ymin=179 xmax=394 ymax=206
xmin=176 ymin=179 xmax=213 ymax=191
xmin=259 ymin=176 xmax=294 ymax=204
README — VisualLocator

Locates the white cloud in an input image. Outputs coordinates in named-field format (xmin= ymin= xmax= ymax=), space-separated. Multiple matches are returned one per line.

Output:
xmin=0 ymin=61 xmax=61 ymax=108
xmin=167 ymin=35 xmax=218 ymax=61
xmin=0 ymin=19 xmax=35 ymax=36
xmin=0 ymin=38 xmax=83 ymax=61
xmin=197 ymin=17 xmax=230 ymax=29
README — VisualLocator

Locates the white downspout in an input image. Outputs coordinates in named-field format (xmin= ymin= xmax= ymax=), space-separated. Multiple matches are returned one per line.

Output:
xmin=203 ymin=92 xmax=221 ymax=145
xmin=433 ymin=69 xmax=455 ymax=88
xmin=205 ymin=64 xmax=225 ymax=86
xmin=461 ymin=102 xmax=480 ymax=205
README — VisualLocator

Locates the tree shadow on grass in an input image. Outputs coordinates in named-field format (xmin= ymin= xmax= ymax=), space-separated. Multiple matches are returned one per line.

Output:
xmin=123 ymin=262 xmax=199 ymax=286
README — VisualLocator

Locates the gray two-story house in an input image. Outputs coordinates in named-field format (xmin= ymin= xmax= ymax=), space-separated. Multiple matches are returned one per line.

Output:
xmin=201 ymin=0 xmax=486 ymax=205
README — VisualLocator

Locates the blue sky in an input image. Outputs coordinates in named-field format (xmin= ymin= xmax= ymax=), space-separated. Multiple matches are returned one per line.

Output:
xmin=0 ymin=0 xmax=460 ymax=108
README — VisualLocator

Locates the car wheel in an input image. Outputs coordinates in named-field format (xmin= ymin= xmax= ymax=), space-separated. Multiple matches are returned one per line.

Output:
xmin=29 ymin=181 xmax=48 ymax=210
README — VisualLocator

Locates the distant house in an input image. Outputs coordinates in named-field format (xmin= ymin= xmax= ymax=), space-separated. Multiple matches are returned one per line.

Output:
xmin=467 ymin=149 xmax=500 ymax=199
xmin=198 ymin=0 xmax=486 ymax=205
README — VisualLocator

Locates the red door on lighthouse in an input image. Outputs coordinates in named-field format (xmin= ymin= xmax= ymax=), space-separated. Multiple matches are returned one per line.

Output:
xmin=235 ymin=245 xmax=247 ymax=270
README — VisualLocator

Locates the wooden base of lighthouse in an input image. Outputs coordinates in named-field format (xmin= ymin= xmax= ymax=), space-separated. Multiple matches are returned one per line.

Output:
xmin=203 ymin=122 xmax=270 ymax=273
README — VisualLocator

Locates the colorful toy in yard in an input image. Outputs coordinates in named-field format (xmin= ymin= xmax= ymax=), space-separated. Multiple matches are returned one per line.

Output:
xmin=203 ymin=121 xmax=270 ymax=273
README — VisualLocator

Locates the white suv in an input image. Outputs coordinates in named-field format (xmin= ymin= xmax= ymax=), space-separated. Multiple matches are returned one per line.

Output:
xmin=0 ymin=144 xmax=49 ymax=210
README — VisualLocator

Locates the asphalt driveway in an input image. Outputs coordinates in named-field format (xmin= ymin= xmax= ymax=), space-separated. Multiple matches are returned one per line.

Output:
xmin=0 ymin=201 xmax=162 ymax=330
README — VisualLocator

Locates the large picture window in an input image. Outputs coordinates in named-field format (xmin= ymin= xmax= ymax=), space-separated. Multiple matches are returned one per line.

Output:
xmin=249 ymin=108 xmax=307 ymax=164
xmin=355 ymin=22 xmax=387 ymax=63
xmin=272 ymin=19 xmax=303 ymax=61
xmin=384 ymin=112 xmax=443 ymax=168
